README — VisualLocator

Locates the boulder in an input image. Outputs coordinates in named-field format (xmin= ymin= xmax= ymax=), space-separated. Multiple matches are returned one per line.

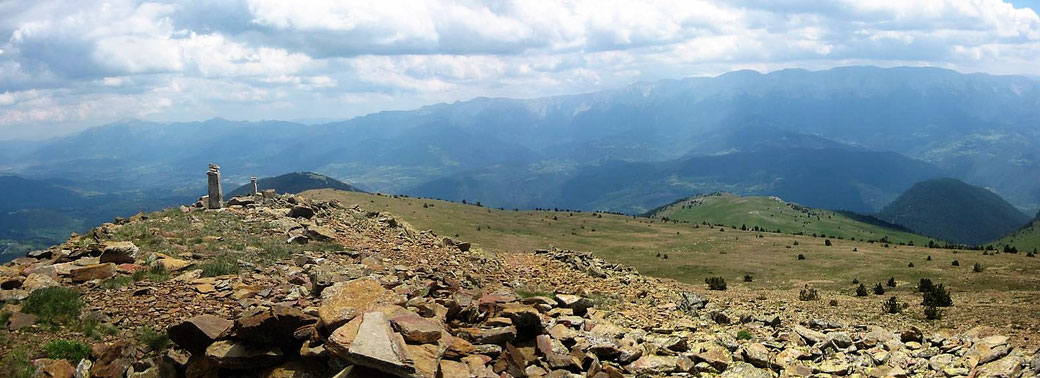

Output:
xmin=7 ymin=311 xmax=37 ymax=331
xmin=740 ymin=342 xmax=771 ymax=368
xmin=328 ymin=312 xmax=415 ymax=377
xmin=692 ymin=342 xmax=731 ymax=371
xmin=289 ymin=206 xmax=315 ymax=219
xmin=33 ymin=358 xmax=76 ymax=378
xmin=227 ymin=197 xmax=256 ymax=206
xmin=0 ymin=276 xmax=23 ymax=290
xmin=205 ymin=340 xmax=283 ymax=370
xmin=720 ymin=362 xmax=773 ymax=378
xmin=498 ymin=304 xmax=543 ymax=339
xmin=90 ymin=340 xmax=135 ymax=378
xmin=167 ymin=314 xmax=233 ymax=351
xmin=21 ymin=273 xmax=59 ymax=291
xmin=158 ymin=257 xmax=191 ymax=272
xmin=554 ymin=294 xmax=593 ymax=316
xmin=390 ymin=314 xmax=444 ymax=344
xmin=99 ymin=242 xmax=139 ymax=264
xmin=318 ymin=277 xmax=402 ymax=329
xmin=69 ymin=263 xmax=116 ymax=282
xmin=456 ymin=326 xmax=517 ymax=345
xmin=235 ymin=306 xmax=317 ymax=345
xmin=793 ymin=325 xmax=826 ymax=345
xmin=627 ymin=355 xmax=678 ymax=375
xmin=305 ymin=226 xmax=337 ymax=242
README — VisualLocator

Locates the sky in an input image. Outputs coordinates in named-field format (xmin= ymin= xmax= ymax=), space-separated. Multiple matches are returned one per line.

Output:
xmin=1 ymin=0 xmax=1039 ymax=140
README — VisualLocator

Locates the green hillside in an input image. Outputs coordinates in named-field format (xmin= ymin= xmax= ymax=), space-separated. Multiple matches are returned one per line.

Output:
xmin=228 ymin=172 xmax=363 ymax=197
xmin=645 ymin=193 xmax=935 ymax=246
xmin=997 ymin=212 xmax=1040 ymax=253
xmin=879 ymin=178 xmax=1030 ymax=246
xmin=303 ymin=189 xmax=1040 ymax=292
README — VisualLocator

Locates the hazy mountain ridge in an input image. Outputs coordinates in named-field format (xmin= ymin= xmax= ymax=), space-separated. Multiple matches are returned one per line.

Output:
xmin=227 ymin=172 xmax=364 ymax=197
xmin=1 ymin=66 xmax=1039 ymax=225
xmin=878 ymin=178 xmax=1031 ymax=245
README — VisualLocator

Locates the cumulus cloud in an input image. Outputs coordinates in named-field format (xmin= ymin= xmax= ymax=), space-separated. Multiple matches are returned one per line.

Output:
xmin=0 ymin=0 xmax=1038 ymax=139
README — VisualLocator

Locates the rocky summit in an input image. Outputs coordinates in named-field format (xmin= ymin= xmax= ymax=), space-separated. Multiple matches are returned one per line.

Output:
xmin=1 ymin=193 xmax=1038 ymax=377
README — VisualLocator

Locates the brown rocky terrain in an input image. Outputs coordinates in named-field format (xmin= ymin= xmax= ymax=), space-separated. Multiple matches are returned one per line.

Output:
xmin=1 ymin=193 xmax=1038 ymax=377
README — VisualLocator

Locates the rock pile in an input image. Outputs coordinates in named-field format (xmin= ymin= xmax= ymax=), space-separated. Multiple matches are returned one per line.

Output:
xmin=1 ymin=192 xmax=1038 ymax=377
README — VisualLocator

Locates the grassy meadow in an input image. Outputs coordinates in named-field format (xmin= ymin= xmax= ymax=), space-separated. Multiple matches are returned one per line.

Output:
xmin=303 ymin=190 xmax=1040 ymax=292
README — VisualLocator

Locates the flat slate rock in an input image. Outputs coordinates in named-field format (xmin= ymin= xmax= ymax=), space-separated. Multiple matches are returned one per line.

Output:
xmin=344 ymin=312 xmax=415 ymax=377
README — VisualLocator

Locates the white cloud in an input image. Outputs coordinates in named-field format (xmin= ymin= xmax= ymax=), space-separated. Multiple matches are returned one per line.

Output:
xmin=0 ymin=0 xmax=1038 ymax=139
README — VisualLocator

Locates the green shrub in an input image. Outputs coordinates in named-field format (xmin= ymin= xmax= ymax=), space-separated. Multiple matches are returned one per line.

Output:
xmin=136 ymin=326 xmax=171 ymax=352
xmin=952 ymin=260 xmax=960 ymax=266
xmin=133 ymin=264 xmax=170 ymax=282
xmin=887 ymin=277 xmax=896 ymax=287
xmin=922 ymin=284 xmax=953 ymax=307
xmin=856 ymin=284 xmax=868 ymax=297
xmin=799 ymin=285 xmax=819 ymax=301
xmin=21 ymin=287 xmax=82 ymax=325
xmin=101 ymin=275 xmax=133 ymax=289
xmin=924 ymin=305 xmax=943 ymax=320
xmin=972 ymin=263 xmax=984 ymax=273
xmin=743 ymin=274 xmax=752 ymax=283
xmin=797 ymin=254 xmax=806 ymax=260
xmin=736 ymin=330 xmax=752 ymax=340
xmin=201 ymin=254 xmax=240 ymax=277
xmin=0 ymin=346 xmax=34 ymax=378
xmin=43 ymin=340 xmax=90 ymax=363
xmin=882 ymin=297 xmax=901 ymax=314
xmin=873 ymin=283 xmax=885 ymax=295
xmin=515 ymin=288 xmax=552 ymax=299
xmin=917 ymin=278 xmax=934 ymax=293
xmin=705 ymin=277 xmax=727 ymax=291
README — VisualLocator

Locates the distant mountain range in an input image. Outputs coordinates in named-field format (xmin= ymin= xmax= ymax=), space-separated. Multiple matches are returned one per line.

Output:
xmin=2 ymin=65 xmax=1040 ymax=251
xmin=878 ymin=178 xmax=1031 ymax=245
xmin=227 ymin=172 xmax=363 ymax=197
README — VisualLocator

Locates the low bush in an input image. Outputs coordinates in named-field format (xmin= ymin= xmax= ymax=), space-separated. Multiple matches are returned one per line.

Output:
xmin=882 ymin=296 xmax=901 ymax=314
xmin=799 ymin=285 xmax=819 ymax=301
xmin=200 ymin=254 xmax=240 ymax=277
xmin=43 ymin=340 xmax=90 ymax=363
xmin=924 ymin=305 xmax=943 ymax=320
xmin=743 ymin=274 xmax=752 ymax=283
xmin=856 ymin=284 xmax=868 ymax=297
xmin=21 ymin=287 xmax=82 ymax=325
xmin=887 ymin=277 xmax=896 ymax=287
xmin=705 ymin=277 xmax=727 ymax=291
xmin=0 ymin=346 xmax=34 ymax=378
xmin=797 ymin=254 xmax=806 ymax=260
xmin=136 ymin=326 xmax=171 ymax=352
xmin=972 ymin=263 xmax=984 ymax=273
xmin=873 ymin=283 xmax=885 ymax=295
xmin=917 ymin=278 xmax=934 ymax=293
xmin=922 ymin=284 xmax=953 ymax=307
xmin=736 ymin=330 xmax=752 ymax=340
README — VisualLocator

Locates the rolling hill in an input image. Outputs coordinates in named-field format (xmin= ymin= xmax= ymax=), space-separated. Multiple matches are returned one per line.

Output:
xmin=879 ymin=178 xmax=1031 ymax=245
xmin=996 ymin=211 xmax=1040 ymax=253
xmin=227 ymin=172 xmax=363 ymax=197
xmin=302 ymin=189 xmax=1040 ymax=293
xmin=644 ymin=192 xmax=935 ymax=245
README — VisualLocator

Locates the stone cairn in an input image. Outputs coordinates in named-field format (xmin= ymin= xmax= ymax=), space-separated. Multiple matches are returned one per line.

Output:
xmin=250 ymin=176 xmax=259 ymax=196
xmin=206 ymin=164 xmax=223 ymax=209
